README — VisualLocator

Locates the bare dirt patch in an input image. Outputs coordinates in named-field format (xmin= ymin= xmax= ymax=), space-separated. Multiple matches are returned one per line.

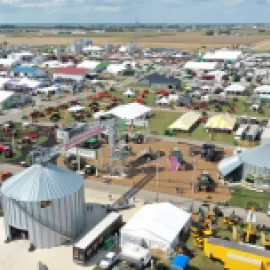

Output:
xmin=57 ymin=139 xmax=231 ymax=202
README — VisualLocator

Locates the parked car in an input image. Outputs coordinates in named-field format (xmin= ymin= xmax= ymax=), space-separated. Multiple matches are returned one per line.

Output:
xmin=99 ymin=252 xmax=118 ymax=269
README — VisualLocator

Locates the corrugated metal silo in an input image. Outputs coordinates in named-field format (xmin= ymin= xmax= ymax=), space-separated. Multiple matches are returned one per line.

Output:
xmin=1 ymin=163 xmax=85 ymax=249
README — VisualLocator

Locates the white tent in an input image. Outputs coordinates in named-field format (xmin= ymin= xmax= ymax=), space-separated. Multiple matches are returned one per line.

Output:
xmin=0 ymin=90 xmax=14 ymax=105
xmin=202 ymin=50 xmax=242 ymax=61
xmin=83 ymin=45 xmax=104 ymax=52
xmin=93 ymin=110 xmax=110 ymax=120
xmin=37 ymin=86 xmax=59 ymax=94
xmin=184 ymin=61 xmax=219 ymax=71
xmin=77 ymin=60 xmax=100 ymax=69
xmin=201 ymin=85 xmax=210 ymax=91
xmin=224 ymin=84 xmax=246 ymax=93
xmin=123 ymin=89 xmax=135 ymax=97
xmin=16 ymin=78 xmax=42 ymax=89
xmin=106 ymin=64 xmax=126 ymax=74
xmin=109 ymin=103 xmax=151 ymax=120
xmin=120 ymin=202 xmax=191 ymax=252
xmin=0 ymin=77 xmax=11 ymax=88
xmin=254 ymin=85 xmax=270 ymax=94
xmin=156 ymin=96 xmax=170 ymax=105
xmin=68 ymin=105 xmax=85 ymax=112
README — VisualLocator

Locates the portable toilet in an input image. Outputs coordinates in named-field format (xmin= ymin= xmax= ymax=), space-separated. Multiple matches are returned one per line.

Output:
xmin=170 ymin=255 xmax=190 ymax=270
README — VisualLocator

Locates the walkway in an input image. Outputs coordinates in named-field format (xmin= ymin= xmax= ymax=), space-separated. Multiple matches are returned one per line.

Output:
xmin=1 ymin=162 xmax=269 ymax=225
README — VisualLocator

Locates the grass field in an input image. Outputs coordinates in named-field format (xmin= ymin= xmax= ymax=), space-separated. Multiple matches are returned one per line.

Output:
xmin=149 ymin=110 xmax=234 ymax=145
xmin=2 ymin=31 xmax=270 ymax=51
xmin=229 ymin=187 xmax=269 ymax=212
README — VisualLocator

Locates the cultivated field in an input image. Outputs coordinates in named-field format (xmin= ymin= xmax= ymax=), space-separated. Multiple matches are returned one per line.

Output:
xmin=2 ymin=31 xmax=270 ymax=51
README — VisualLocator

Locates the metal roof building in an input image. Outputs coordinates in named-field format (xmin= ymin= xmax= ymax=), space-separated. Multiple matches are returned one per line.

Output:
xmin=218 ymin=144 xmax=270 ymax=180
xmin=1 ymin=163 xmax=85 ymax=249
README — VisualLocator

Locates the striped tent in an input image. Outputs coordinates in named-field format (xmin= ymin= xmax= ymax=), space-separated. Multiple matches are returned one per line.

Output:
xmin=205 ymin=114 xmax=236 ymax=131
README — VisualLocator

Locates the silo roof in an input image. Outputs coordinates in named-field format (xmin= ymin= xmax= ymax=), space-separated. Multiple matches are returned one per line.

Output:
xmin=1 ymin=164 xmax=84 ymax=202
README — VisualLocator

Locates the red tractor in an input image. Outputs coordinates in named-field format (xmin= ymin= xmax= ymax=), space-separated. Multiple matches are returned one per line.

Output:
xmin=1 ymin=172 xmax=13 ymax=182
xmin=0 ymin=144 xmax=13 ymax=158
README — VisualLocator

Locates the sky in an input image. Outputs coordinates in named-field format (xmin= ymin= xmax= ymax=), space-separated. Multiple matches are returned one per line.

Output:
xmin=0 ymin=0 xmax=270 ymax=24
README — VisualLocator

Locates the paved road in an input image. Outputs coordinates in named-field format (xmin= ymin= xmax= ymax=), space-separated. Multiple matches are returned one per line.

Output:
xmin=1 ymin=163 xmax=269 ymax=225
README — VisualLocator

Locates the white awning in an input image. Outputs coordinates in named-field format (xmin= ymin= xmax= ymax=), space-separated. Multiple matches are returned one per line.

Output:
xmin=68 ymin=105 xmax=85 ymax=112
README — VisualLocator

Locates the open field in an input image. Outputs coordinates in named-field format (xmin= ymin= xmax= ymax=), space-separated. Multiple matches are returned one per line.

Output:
xmin=2 ymin=31 xmax=270 ymax=51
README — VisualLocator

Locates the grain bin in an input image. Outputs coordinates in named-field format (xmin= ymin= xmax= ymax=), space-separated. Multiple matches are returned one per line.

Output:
xmin=1 ymin=163 xmax=85 ymax=248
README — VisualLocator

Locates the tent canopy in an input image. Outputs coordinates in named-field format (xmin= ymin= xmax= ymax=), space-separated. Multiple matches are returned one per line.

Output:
xmin=120 ymin=202 xmax=191 ymax=251
xmin=68 ymin=105 xmax=85 ymax=112
xmin=183 ymin=61 xmax=218 ymax=71
xmin=0 ymin=90 xmax=14 ymax=105
xmin=37 ymin=85 xmax=59 ymax=94
xmin=169 ymin=112 xmax=200 ymax=131
xmin=205 ymin=114 xmax=236 ymax=130
xmin=109 ymin=103 xmax=151 ymax=120
xmin=123 ymin=89 xmax=135 ymax=97
xmin=225 ymin=84 xmax=246 ymax=93
xmin=254 ymin=85 xmax=270 ymax=94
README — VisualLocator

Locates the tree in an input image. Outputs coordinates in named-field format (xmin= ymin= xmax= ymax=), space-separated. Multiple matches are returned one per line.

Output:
xmin=205 ymin=30 xmax=214 ymax=36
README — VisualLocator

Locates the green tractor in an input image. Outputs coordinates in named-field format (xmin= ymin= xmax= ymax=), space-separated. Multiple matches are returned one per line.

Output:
xmin=196 ymin=171 xmax=216 ymax=192
xmin=133 ymin=132 xmax=145 ymax=144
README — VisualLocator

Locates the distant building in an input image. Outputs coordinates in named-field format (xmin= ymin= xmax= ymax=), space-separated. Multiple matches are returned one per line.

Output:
xmin=11 ymin=66 xmax=47 ymax=78
xmin=52 ymin=67 xmax=89 ymax=82
xmin=140 ymin=73 xmax=181 ymax=89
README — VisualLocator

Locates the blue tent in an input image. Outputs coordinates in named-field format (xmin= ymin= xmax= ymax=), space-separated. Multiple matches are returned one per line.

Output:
xmin=170 ymin=255 xmax=190 ymax=270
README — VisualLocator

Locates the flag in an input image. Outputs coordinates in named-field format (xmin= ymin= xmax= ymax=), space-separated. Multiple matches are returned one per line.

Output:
xmin=169 ymin=155 xmax=180 ymax=171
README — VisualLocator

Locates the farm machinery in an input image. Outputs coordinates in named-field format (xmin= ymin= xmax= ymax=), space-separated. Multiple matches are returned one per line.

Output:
xmin=195 ymin=171 xmax=216 ymax=192
xmin=122 ymin=132 xmax=145 ymax=144
xmin=189 ymin=144 xmax=224 ymax=162
xmin=1 ymin=172 xmax=13 ymax=182
xmin=130 ymin=148 xmax=165 ymax=167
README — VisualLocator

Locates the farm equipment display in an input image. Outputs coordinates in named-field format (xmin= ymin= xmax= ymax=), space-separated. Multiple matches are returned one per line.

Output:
xmin=50 ymin=112 xmax=61 ymax=122
xmin=1 ymin=172 xmax=13 ymax=182
xmin=0 ymin=144 xmax=13 ymax=158
xmin=189 ymin=144 xmax=224 ymax=162
xmin=196 ymin=171 xmax=216 ymax=192
xmin=130 ymin=148 xmax=164 ymax=167
xmin=82 ymin=136 xmax=102 ymax=150
xmin=223 ymin=213 xmax=243 ymax=226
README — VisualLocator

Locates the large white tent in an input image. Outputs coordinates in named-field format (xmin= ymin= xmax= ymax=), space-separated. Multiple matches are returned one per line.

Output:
xmin=184 ymin=61 xmax=219 ymax=71
xmin=109 ymin=103 xmax=151 ymax=120
xmin=37 ymin=85 xmax=59 ymax=94
xmin=254 ymin=85 xmax=270 ymax=94
xmin=120 ymin=202 xmax=191 ymax=252
xmin=202 ymin=50 xmax=242 ymax=62
xmin=0 ymin=77 xmax=11 ymax=88
xmin=77 ymin=60 xmax=100 ymax=69
xmin=224 ymin=84 xmax=246 ymax=93
xmin=0 ymin=90 xmax=14 ymax=105
xmin=68 ymin=105 xmax=85 ymax=112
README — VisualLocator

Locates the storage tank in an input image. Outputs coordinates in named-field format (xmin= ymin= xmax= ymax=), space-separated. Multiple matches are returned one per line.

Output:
xmin=1 ymin=163 xmax=85 ymax=249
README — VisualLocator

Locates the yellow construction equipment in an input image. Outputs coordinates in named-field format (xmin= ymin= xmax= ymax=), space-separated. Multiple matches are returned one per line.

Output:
xmin=243 ymin=206 xmax=257 ymax=244
xmin=204 ymin=237 xmax=270 ymax=270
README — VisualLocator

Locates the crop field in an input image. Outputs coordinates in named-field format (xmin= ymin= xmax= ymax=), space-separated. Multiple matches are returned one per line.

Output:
xmin=2 ymin=31 xmax=270 ymax=51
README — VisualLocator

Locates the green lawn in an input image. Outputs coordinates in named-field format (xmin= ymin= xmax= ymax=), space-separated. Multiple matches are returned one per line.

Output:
xmin=37 ymin=135 xmax=49 ymax=145
xmin=149 ymin=111 xmax=234 ymax=145
xmin=229 ymin=187 xmax=269 ymax=212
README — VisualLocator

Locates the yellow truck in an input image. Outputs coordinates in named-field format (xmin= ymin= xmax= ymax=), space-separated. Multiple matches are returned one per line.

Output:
xmin=204 ymin=237 xmax=270 ymax=270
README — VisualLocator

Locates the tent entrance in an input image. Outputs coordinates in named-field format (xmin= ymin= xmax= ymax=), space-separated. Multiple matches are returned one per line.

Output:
xmin=10 ymin=225 xmax=29 ymax=240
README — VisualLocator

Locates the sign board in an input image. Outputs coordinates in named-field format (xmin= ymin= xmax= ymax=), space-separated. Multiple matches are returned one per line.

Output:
xmin=67 ymin=147 xmax=96 ymax=159
xmin=65 ymin=127 xmax=105 ymax=150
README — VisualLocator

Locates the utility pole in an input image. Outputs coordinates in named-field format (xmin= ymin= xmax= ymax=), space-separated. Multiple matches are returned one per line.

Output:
xmin=192 ymin=154 xmax=196 ymax=195
xmin=155 ymin=151 xmax=160 ymax=202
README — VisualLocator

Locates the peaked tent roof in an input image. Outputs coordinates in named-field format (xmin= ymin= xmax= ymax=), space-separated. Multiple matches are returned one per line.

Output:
xmin=205 ymin=114 xmax=236 ymax=130
xmin=121 ymin=202 xmax=191 ymax=245
xmin=1 ymin=163 xmax=84 ymax=201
